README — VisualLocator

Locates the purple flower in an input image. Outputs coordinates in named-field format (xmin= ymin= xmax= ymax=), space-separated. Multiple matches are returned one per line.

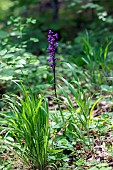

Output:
xmin=50 ymin=63 xmax=54 ymax=67
xmin=53 ymin=33 xmax=58 ymax=39
xmin=47 ymin=30 xmax=59 ymax=67
xmin=55 ymin=43 xmax=58 ymax=47
xmin=49 ymin=30 xmax=53 ymax=34
xmin=48 ymin=57 xmax=53 ymax=62
xmin=47 ymin=44 xmax=52 ymax=50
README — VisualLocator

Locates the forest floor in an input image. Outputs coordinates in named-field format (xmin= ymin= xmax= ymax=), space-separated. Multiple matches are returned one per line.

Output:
xmin=0 ymin=94 xmax=113 ymax=170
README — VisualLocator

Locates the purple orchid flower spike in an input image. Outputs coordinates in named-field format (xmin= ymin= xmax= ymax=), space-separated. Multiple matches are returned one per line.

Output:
xmin=47 ymin=30 xmax=59 ymax=67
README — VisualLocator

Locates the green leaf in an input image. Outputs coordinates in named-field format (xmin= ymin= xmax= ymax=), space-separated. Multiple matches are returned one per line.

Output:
xmin=104 ymin=41 xmax=112 ymax=60
xmin=30 ymin=37 xmax=39 ymax=42
xmin=0 ymin=30 xmax=8 ymax=38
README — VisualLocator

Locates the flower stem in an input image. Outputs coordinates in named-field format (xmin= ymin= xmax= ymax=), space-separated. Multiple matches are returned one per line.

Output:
xmin=53 ymin=56 xmax=57 ymax=98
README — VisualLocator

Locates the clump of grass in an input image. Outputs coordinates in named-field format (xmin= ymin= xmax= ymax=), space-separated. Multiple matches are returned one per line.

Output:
xmin=1 ymin=82 xmax=50 ymax=170
xmin=58 ymin=63 xmax=102 ymax=149
xmin=82 ymin=38 xmax=112 ymax=88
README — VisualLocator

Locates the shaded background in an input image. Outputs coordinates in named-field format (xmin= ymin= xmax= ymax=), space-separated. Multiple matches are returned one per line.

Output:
xmin=0 ymin=0 xmax=113 ymax=53
xmin=0 ymin=0 xmax=113 ymax=97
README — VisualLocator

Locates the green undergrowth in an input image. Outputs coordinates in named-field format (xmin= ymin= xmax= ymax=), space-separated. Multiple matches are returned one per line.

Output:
xmin=0 ymin=62 xmax=113 ymax=169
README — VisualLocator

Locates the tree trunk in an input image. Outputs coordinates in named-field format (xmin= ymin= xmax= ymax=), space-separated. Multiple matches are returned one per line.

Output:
xmin=51 ymin=0 xmax=59 ymax=23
